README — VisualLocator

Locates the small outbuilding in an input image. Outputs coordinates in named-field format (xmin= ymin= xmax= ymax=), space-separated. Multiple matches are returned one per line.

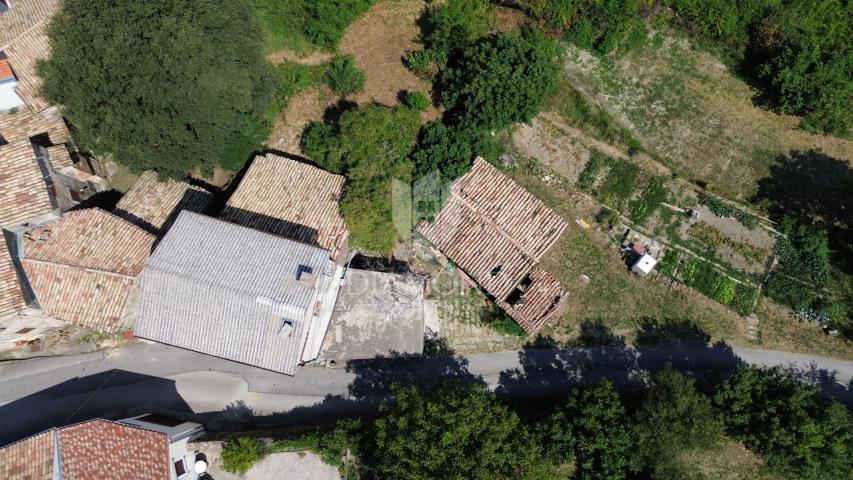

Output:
xmin=632 ymin=253 xmax=658 ymax=277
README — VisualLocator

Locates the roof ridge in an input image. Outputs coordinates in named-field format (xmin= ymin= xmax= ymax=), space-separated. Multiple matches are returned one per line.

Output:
xmin=22 ymin=256 xmax=138 ymax=279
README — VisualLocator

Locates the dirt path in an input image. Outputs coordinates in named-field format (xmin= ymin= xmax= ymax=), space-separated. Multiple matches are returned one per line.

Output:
xmin=513 ymin=112 xmax=670 ymax=183
xmin=339 ymin=0 xmax=440 ymax=120
xmin=265 ymin=49 xmax=333 ymax=66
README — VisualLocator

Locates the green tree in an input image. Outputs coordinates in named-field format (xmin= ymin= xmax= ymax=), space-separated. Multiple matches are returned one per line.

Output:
xmin=360 ymin=380 xmax=556 ymax=479
xmin=765 ymin=218 xmax=830 ymax=309
xmin=539 ymin=380 xmax=637 ymax=479
xmin=40 ymin=0 xmax=275 ymax=178
xmin=222 ymin=437 xmax=265 ymax=474
xmin=635 ymin=366 xmax=722 ymax=479
xmin=422 ymin=0 xmax=494 ymax=56
xmin=439 ymin=28 xmax=560 ymax=131
xmin=410 ymin=121 xmax=501 ymax=182
xmin=301 ymin=103 xmax=421 ymax=252
xmin=714 ymin=366 xmax=853 ymax=479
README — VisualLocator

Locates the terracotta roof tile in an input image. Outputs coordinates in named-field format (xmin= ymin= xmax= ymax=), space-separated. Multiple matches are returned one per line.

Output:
xmin=3 ymin=22 xmax=51 ymax=112
xmin=418 ymin=158 xmax=568 ymax=332
xmin=0 ymin=58 xmax=14 ymax=81
xmin=0 ymin=429 xmax=54 ymax=480
xmin=221 ymin=154 xmax=348 ymax=259
xmin=0 ymin=239 xmax=26 ymax=317
xmin=58 ymin=420 xmax=169 ymax=480
xmin=0 ymin=0 xmax=60 ymax=51
xmin=114 ymin=170 xmax=213 ymax=234
xmin=24 ymin=209 xmax=156 ymax=276
xmin=21 ymin=260 xmax=135 ymax=332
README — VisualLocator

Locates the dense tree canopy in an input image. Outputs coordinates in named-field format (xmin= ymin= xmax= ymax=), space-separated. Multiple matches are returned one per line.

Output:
xmin=714 ymin=366 xmax=853 ymax=479
xmin=422 ymin=0 xmax=494 ymax=57
xmin=539 ymin=380 xmax=637 ymax=479
xmin=440 ymin=28 xmax=560 ymax=131
xmin=360 ymin=380 xmax=555 ymax=479
xmin=40 ymin=0 xmax=275 ymax=178
xmin=302 ymin=103 xmax=421 ymax=253
xmin=634 ymin=366 xmax=723 ymax=479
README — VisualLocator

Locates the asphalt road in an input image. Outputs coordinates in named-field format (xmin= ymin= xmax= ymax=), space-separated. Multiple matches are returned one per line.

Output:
xmin=1 ymin=341 xmax=851 ymax=445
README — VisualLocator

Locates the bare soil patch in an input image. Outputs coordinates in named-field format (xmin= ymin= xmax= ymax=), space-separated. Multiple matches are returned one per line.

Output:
xmin=265 ymin=49 xmax=333 ymax=66
xmin=265 ymin=87 xmax=337 ymax=156
xmin=338 ymin=0 xmax=440 ymax=121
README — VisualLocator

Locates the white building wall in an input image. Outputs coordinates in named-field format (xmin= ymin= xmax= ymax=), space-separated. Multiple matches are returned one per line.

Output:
xmin=0 ymin=80 xmax=25 ymax=112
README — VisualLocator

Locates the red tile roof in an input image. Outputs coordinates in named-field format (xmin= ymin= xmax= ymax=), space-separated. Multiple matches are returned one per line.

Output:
xmin=0 ymin=419 xmax=170 ymax=480
xmin=24 ymin=209 xmax=156 ymax=276
xmin=0 ymin=58 xmax=14 ymax=81
xmin=21 ymin=209 xmax=155 ymax=331
xmin=221 ymin=153 xmax=348 ymax=259
xmin=114 ymin=170 xmax=213 ymax=234
xmin=0 ymin=240 xmax=26 ymax=317
xmin=0 ymin=430 xmax=54 ymax=480
xmin=59 ymin=420 xmax=169 ymax=480
xmin=418 ymin=158 xmax=568 ymax=332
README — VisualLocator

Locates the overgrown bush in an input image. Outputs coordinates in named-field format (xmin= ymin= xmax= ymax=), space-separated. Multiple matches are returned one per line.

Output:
xmin=595 ymin=157 xmax=640 ymax=207
xmin=481 ymin=303 xmax=527 ymax=338
xmin=577 ymin=151 xmax=609 ymax=190
xmin=662 ymin=0 xmax=852 ymax=134
xmin=277 ymin=61 xmax=327 ymax=103
xmin=421 ymin=0 xmax=493 ymax=55
xmin=440 ymin=27 xmax=560 ymax=131
xmin=325 ymin=55 xmax=366 ymax=96
xmin=302 ymin=0 xmax=375 ymax=49
xmin=402 ymin=90 xmax=430 ymax=111
xmin=765 ymin=218 xmax=830 ymax=310
xmin=222 ymin=437 xmax=265 ymax=475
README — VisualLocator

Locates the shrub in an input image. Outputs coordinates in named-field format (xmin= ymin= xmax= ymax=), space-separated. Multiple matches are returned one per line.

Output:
xmin=405 ymin=49 xmax=442 ymax=79
xmin=440 ymin=27 xmax=561 ymax=131
xmin=302 ymin=0 xmax=375 ymax=49
xmin=481 ymin=304 xmax=527 ymax=338
xmin=402 ymin=90 xmax=430 ymax=112
xmin=422 ymin=0 xmax=493 ymax=55
xmin=324 ymin=55 xmax=366 ymax=96
xmin=40 ymin=0 xmax=276 ymax=177
xmin=222 ymin=437 xmax=265 ymax=474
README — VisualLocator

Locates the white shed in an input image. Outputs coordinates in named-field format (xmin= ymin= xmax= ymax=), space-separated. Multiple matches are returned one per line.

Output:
xmin=632 ymin=253 xmax=657 ymax=277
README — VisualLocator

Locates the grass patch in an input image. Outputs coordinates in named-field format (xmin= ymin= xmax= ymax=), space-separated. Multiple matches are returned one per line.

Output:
xmin=629 ymin=175 xmax=667 ymax=225
xmin=577 ymin=151 xmax=641 ymax=208
xmin=277 ymin=61 xmax=328 ymax=103
xmin=251 ymin=0 xmax=376 ymax=53
xmin=545 ymin=76 xmax=642 ymax=151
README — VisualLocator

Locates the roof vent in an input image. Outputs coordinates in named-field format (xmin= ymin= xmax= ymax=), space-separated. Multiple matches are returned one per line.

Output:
xmin=279 ymin=319 xmax=295 ymax=337
xmin=296 ymin=264 xmax=315 ymax=284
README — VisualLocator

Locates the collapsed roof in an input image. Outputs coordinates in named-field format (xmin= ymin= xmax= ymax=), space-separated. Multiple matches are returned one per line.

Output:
xmin=418 ymin=158 xmax=568 ymax=332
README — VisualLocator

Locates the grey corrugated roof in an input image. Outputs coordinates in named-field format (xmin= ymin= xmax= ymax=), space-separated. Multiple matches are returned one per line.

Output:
xmin=135 ymin=211 xmax=331 ymax=375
